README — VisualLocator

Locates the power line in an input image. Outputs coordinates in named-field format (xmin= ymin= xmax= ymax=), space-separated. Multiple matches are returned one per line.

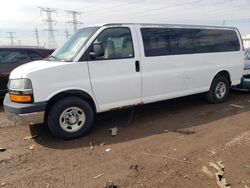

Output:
xmin=81 ymin=0 xmax=203 ymax=18
xmin=95 ymin=3 xmax=250 ymax=24
xmin=162 ymin=2 xmax=250 ymax=23
xmin=78 ymin=0 xmax=139 ymax=13
xmin=127 ymin=0 xmax=232 ymax=21
xmin=78 ymin=0 xmax=117 ymax=11
xmin=93 ymin=0 xmax=241 ymax=23
xmin=34 ymin=28 xmax=40 ymax=47
xmin=39 ymin=7 xmax=57 ymax=49
xmin=7 ymin=32 xmax=16 ymax=45
xmin=16 ymin=15 xmax=41 ymax=30
xmin=66 ymin=10 xmax=82 ymax=32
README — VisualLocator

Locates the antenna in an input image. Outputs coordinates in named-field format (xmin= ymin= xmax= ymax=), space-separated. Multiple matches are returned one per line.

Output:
xmin=66 ymin=10 xmax=82 ymax=32
xmin=39 ymin=7 xmax=57 ymax=49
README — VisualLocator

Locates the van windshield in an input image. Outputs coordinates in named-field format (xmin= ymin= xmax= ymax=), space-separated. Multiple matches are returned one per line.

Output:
xmin=49 ymin=27 xmax=99 ymax=62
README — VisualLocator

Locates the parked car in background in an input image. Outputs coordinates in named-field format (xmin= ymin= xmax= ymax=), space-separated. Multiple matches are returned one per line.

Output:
xmin=0 ymin=46 xmax=54 ymax=97
xmin=232 ymin=48 xmax=250 ymax=91
xmin=4 ymin=23 xmax=244 ymax=139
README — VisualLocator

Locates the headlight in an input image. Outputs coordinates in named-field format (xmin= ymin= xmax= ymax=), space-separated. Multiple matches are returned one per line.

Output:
xmin=8 ymin=79 xmax=33 ymax=103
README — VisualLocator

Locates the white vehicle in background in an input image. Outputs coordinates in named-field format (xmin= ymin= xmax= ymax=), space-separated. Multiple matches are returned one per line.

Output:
xmin=233 ymin=48 xmax=250 ymax=90
xmin=4 ymin=23 xmax=244 ymax=139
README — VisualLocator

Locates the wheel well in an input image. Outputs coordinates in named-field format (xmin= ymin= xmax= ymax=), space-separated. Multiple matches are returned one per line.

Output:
xmin=44 ymin=90 xmax=96 ymax=124
xmin=214 ymin=70 xmax=231 ymax=86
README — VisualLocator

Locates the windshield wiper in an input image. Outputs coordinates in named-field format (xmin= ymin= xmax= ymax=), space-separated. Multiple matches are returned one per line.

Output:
xmin=47 ymin=55 xmax=58 ymax=60
xmin=46 ymin=55 xmax=69 ymax=62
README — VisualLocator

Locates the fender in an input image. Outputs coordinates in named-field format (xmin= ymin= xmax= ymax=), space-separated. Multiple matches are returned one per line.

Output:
xmin=46 ymin=88 xmax=99 ymax=112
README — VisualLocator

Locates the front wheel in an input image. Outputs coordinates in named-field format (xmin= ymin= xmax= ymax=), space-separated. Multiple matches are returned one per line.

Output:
xmin=206 ymin=75 xmax=230 ymax=104
xmin=48 ymin=97 xmax=94 ymax=140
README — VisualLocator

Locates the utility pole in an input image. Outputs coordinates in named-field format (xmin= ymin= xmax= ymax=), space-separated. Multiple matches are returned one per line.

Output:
xmin=64 ymin=29 xmax=70 ymax=39
xmin=39 ymin=7 xmax=57 ymax=49
xmin=7 ymin=32 xmax=15 ymax=45
xmin=34 ymin=27 xmax=40 ymax=47
xmin=66 ymin=10 xmax=82 ymax=32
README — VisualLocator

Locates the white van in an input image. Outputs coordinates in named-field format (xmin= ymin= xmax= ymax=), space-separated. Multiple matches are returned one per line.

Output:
xmin=4 ymin=23 xmax=244 ymax=139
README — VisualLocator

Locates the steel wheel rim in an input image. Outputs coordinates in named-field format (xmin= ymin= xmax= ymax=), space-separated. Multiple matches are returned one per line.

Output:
xmin=215 ymin=82 xmax=227 ymax=99
xmin=59 ymin=107 xmax=86 ymax=133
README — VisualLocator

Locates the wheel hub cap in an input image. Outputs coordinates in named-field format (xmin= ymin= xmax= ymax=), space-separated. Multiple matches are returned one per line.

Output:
xmin=59 ymin=107 xmax=86 ymax=133
xmin=215 ymin=82 xmax=226 ymax=99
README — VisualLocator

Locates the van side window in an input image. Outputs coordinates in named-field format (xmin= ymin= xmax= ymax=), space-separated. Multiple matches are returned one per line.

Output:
xmin=167 ymin=29 xmax=195 ymax=55
xmin=141 ymin=28 xmax=170 ymax=57
xmin=93 ymin=27 xmax=134 ymax=60
xmin=192 ymin=29 xmax=240 ymax=53
xmin=141 ymin=28 xmax=240 ymax=57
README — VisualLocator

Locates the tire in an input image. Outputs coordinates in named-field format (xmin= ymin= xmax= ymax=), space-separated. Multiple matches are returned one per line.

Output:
xmin=206 ymin=75 xmax=230 ymax=104
xmin=48 ymin=96 xmax=94 ymax=140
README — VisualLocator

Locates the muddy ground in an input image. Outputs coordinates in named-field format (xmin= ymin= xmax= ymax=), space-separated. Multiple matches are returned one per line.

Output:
xmin=0 ymin=91 xmax=250 ymax=188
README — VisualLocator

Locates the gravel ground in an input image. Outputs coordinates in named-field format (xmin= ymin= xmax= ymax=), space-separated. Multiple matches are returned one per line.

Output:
xmin=0 ymin=91 xmax=250 ymax=188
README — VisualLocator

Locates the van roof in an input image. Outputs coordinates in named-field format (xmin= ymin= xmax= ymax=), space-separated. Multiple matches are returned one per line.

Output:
xmin=90 ymin=23 xmax=238 ymax=30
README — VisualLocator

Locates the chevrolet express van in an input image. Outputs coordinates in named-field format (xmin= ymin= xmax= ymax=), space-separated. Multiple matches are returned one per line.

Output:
xmin=4 ymin=23 xmax=244 ymax=139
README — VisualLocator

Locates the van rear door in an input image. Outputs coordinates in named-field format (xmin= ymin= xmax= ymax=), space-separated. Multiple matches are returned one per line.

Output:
xmin=87 ymin=26 xmax=142 ymax=111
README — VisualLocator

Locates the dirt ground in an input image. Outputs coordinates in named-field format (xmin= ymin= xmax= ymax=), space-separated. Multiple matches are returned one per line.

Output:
xmin=0 ymin=91 xmax=250 ymax=188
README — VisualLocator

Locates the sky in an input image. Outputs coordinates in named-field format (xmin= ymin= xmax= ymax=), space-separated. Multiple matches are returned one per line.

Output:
xmin=0 ymin=0 xmax=250 ymax=48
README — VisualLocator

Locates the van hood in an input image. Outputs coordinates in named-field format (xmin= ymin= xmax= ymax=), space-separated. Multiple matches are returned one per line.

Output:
xmin=9 ymin=60 xmax=71 ymax=79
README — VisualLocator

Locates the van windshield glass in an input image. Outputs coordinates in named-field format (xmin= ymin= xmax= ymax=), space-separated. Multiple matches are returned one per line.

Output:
xmin=49 ymin=27 xmax=99 ymax=62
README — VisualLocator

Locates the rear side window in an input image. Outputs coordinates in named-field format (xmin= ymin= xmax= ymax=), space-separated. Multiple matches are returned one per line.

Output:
xmin=92 ymin=27 xmax=134 ymax=60
xmin=192 ymin=29 xmax=240 ymax=53
xmin=141 ymin=28 xmax=240 ymax=57
xmin=0 ymin=50 xmax=31 ymax=64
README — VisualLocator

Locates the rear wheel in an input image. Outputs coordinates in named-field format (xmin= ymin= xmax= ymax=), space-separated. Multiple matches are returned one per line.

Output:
xmin=206 ymin=75 xmax=230 ymax=104
xmin=48 ymin=96 xmax=94 ymax=140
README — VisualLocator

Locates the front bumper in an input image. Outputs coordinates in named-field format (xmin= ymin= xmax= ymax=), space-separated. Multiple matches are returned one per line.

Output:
xmin=3 ymin=94 xmax=47 ymax=126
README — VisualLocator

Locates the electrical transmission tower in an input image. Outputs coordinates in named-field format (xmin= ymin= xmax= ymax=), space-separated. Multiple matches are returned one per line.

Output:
xmin=7 ymin=32 xmax=15 ymax=45
xmin=34 ymin=28 xmax=40 ymax=47
xmin=66 ymin=10 xmax=82 ymax=32
xmin=39 ymin=7 xmax=57 ymax=49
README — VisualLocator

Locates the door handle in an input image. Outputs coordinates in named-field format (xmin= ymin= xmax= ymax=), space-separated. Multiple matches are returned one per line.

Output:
xmin=135 ymin=60 xmax=140 ymax=72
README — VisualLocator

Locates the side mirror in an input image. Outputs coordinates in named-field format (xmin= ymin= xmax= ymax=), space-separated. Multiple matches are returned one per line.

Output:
xmin=89 ymin=42 xmax=104 ymax=58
